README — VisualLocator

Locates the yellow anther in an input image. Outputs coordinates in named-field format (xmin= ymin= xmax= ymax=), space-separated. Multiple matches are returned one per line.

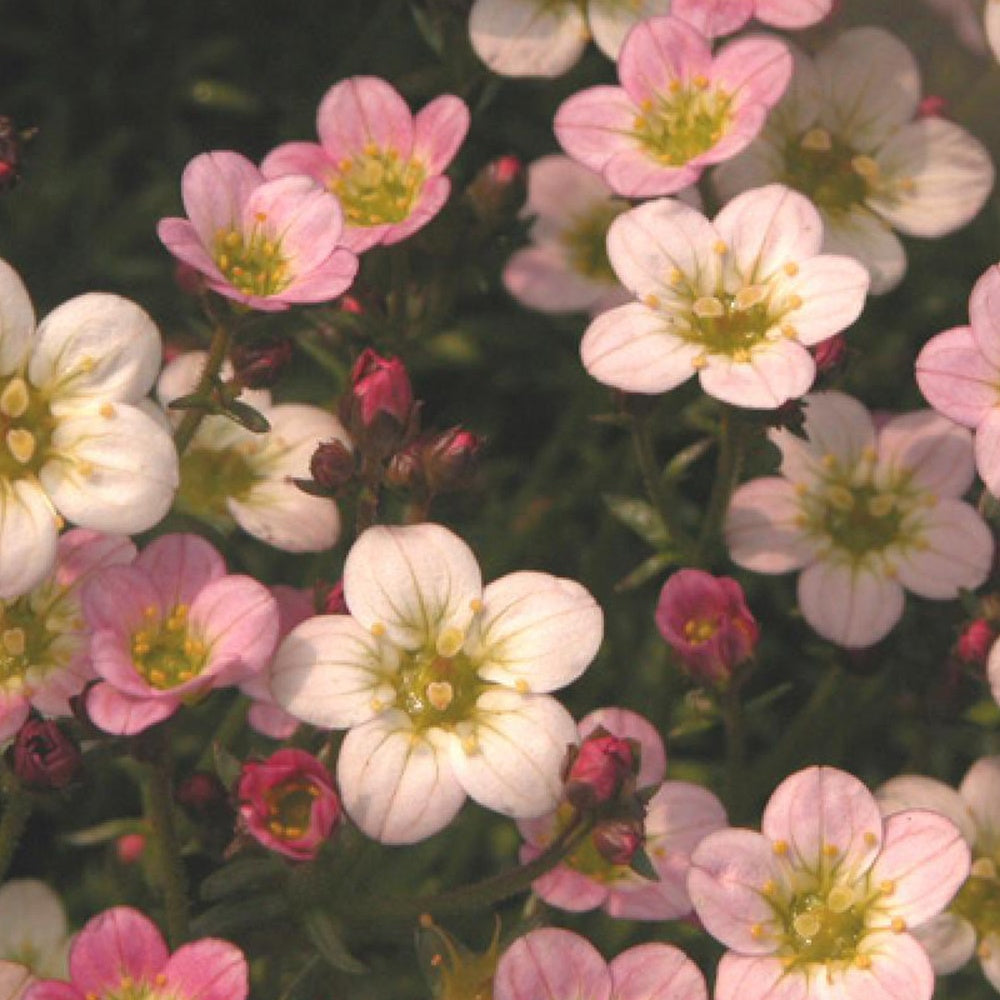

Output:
xmin=1 ymin=628 xmax=25 ymax=656
xmin=851 ymin=155 xmax=880 ymax=180
xmin=826 ymin=485 xmax=855 ymax=511
xmin=793 ymin=912 xmax=822 ymax=939
xmin=54 ymin=514 xmax=65 ymax=530
xmin=879 ymin=879 xmax=896 ymax=895
xmin=436 ymin=627 xmax=465 ymax=658
xmin=891 ymin=916 xmax=906 ymax=933
xmin=640 ymin=98 xmax=654 ymax=112
xmin=668 ymin=79 xmax=682 ymax=93
xmin=783 ymin=261 xmax=799 ymax=277
xmin=370 ymin=696 xmax=383 ymax=712
xmin=155 ymin=974 xmax=168 ymax=987
xmin=132 ymin=642 xmax=150 ymax=656
xmin=0 ymin=377 xmax=29 ymax=419
xmin=217 ymin=253 xmax=230 ymax=271
xmin=371 ymin=622 xmax=387 ymax=638
xmin=149 ymin=669 xmax=167 ymax=686
xmin=898 ymin=176 xmax=916 ymax=193
xmin=99 ymin=402 xmax=115 ymax=419
xmin=426 ymin=681 xmax=454 ymax=711
xmin=692 ymin=296 xmax=724 ymax=318
xmin=864 ymin=831 xmax=879 ymax=847
xmin=979 ymin=940 xmax=993 ymax=960
xmin=644 ymin=294 xmax=661 ymax=309
xmin=786 ymin=294 xmax=803 ymax=310
xmin=781 ymin=323 xmax=798 ymax=340
xmin=515 ymin=678 xmax=529 ymax=693
xmin=794 ymin=483 xmax=808 ymax=497
xmin=972 ymin=857 xmax=997 ymax=879
xmin=821 ymin=453 xmax=838 ymax=469
xmin=772 ymin=840 xmax=789 ymax=856
xmin=800 ymin=127 xmax=832 ymax=151
xmin=469 ymin=598 xmax=483 ymax=613
xmin=144 ymin=605 xmax=158 ymax=618
xmin=668 ymin=268 xmax=684 ymax=285
xmin=822 ymin=842 xmax=839 ymax=858
xmin=884 ymin=562 xmax=899 ymax=580
xmin=364 ymin=142 xmax=379 ymax=156
xmin=693 ymin=74 xmax=709 ymax=88
xmin=868 ymin=494 xmax=894 ymax=517
xmin=6 ymin=428 xmax=36 ymax=465
xmin=691 ymin=353 xmax=709 ymax=371
xmin=855 ymin=954 xmax=872 ymax=970
xmin=120 ymin=979 xmax=133 ymax=991
xmin=462 ymin=733 xmax=479 ymax=754
xmin=713 ymin=240 xmax=728 ymax=255
xmin=732 ymin=348 xmax=751 ymax=363
xmin=861 ymin=446 xmax=878 ymax=463
xmin=750 ymin=923 xmax=766 ymax=939
xmin=735 ymin=284 xmax=767 ymax=310
xmin=827 ymin=885 xmax=853 ymax=913
xmin=77 ymin=460 xmax=94 ymax=477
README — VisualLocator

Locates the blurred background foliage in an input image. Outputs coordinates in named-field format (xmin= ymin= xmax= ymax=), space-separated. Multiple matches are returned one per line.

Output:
xmin=2 ymin=0 xmax=1000 ymax=996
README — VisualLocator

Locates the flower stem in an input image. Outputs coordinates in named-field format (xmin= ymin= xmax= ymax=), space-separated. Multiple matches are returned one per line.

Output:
xmin=143 ymin=732 xmax=190 ymax=946
xmin=173 ymin=319 xmax=233 ymax=455
xmin=721 ymin=679 xmax=747 ymax=824
xmin=0 ymin=770 xmax=32 ymax=883
xmin=696 ymin=407 xmax=744 ymax=566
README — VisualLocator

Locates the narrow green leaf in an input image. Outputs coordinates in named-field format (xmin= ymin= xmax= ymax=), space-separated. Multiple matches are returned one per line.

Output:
xmin=303 ymin=909 xmax=368 ymax=975
xmin=225 ymin=399 xmax=271 ymax=433
xmin=614 ymin=551 xmax=676 ymax=593
xmin=63 ymin=817 xmax=145 ymax=847
xmin=603 ymin=494 xmax=669 ymax=547
xmin=199 ymin=857 xmax=286 ymax=903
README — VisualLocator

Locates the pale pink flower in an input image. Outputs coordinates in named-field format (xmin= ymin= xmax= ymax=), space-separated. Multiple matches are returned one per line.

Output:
xmin=689 ymin=765 xmax=970 ymax=1000
xmin=0 ymin=964 xmax=32 ymax=1000
xmin=655 ymin=568 xmax=759 ymax=685
xmin=989 ymin=0 xmax=1000 ymax=60
xmin=917 ymin=265 xmax=1000 ymax=498
xmin=0 ymin=881 xmax=69 ymax=982
xmin=157 ymin=151 xmax=358 ymax=312
xmin=988 ymin=635 xmax=1000 ymax=707
xmin=261 ymin=77 xmax=469 ymax=253
xmin=519 ymin=707 xmax=726 ymax=919
xmin=81 ymin=533 xmax=279 ymax=736
xmin=237 ymin=748 xmax=341 ymax=861
xmin=726 ymin=391 xmax=993 ymax=647
xmin=24 ymin=906 xmax=247 ymax=1000
xmin=0 ymin=529 xmax=136 ymax=743
xmin=469 ymin=0 xmax=673 ymax=78
xmin=877 ymin=757 xmax=1000 ymax=992
xmin=581 ymin=185 xmax=869 ymax=408
xmin=493 ymin=927 xmax=707 ymax=1000
xmin=673 ymin=0 xmax=833 ymax=36
xmin=555 ymin=16 xmax=792 ymax=199
xmin=715 ymin=27 xmax=995 ymax=294
xmin=271 ymin=523 xmax=603 ymax=844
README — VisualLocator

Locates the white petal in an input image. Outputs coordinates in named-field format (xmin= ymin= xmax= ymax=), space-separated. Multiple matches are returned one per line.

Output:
xmin=475 ymin=571 xmax=602 ymax=693
xmin=712 ymin=142 xmax=784 ymax=204
xmin=815 ymin=27 xmax=921 ymax=151
xmin=337 ymin=713 xmax=466 ymax=844
xmin=469 ymin=0 xmax=587 ymax=78
xmin=230 ymin=485 xmax=340 ymax=553
xmin=959 ymin=756 xmax=1000 ymax=846
xmin=875 ymin=410 xmax=975 ymax=498
xmin=698 ymin=340 xmax=816 ymax=409
xmin=725 ymin=477 xmax=817 ymax=573
xmin=876 ymin=774 xmax=976 ymax=843
xmin=270 ymin=614 xmax=396 ymax=729
xmin=0 ymin=260 xmax=35 ymax=377
xmin=797 ymin=560 xmax=904 ymax=647
xmin=156 ymin=350 xmax=271 ymax=415
xmin=503 ymin=243 xmax=614 ymax=314
xmin=988 ymin=0 xmax=1000 ymax=62
xmin=0 ymin=880 xmax=68 ymax=961
xmin=783 ymin=255 xmax=869 ymax=346
xmin=41 ymin=404 xmax=178 ymax=534
xmin=0 ymin=480 xmax=59 ymax=600
xmin=581 ymin=304 xmax=700 ymax=394
xmin=587 ymin=0 xmax=672 ymax=60
xmin=525 ymin=155 xmax=618 ymax=229
xmin=450 ymin=688 xmax=578 ymax=818
xmin=30 ymin=293 xmax=161 ymax=402
xmin=871 ymin=118 xmax=994 ymax=238
xmin=912 ymin=913 xmax=977 ymax=975
xmin=343 ymin=523 xmax=482 ymax=649
xmin=822 ymin=206 xmax=907 ymax=296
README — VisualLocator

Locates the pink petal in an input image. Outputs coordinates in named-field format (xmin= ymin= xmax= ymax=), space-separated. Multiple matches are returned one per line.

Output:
xmin=22 ymin=983 xmax=79 ymax=1000
xmin=179 ymin=151 xmax=262 ymax=249
xmin=260 ymin=141 xmax=336 ymax=185
xmin=876 ymin=774 xmax=975 ymax=843
xmin=82 ymin=567 xmax=161 ymax=636
xmin=725 ymin=477 xmax=817 ymax=573
xmin=754 ymin=0 xmax=833 ymax=28
xmin=412 ymin=95 xmax=469 ymax=174
xmin=523 ymin=850 xmax=610 ymax=913
xmin=618 ymin=16 xmax=712 ymax=105
xmin=959 ymin=756 xmax=1000 ymax=847
xmin=277 ymin=248 xmax=358 ymax=304
xmin=162 ymin=940 xmax=248 ymax=1000
xmin=779 ymin=391 xmax=876 ymax=479
xmin=135 ymin=533 xmax=226 ymax=611
xmin=783 ymin=255 xmax=870 ymax=346
xmin=493 ymin=928 xmax=611 ymax=1000
xmin=916 ymin=326 xmax=999 ymax=427
xmin=86 ymin=683 xmax=178 ymax=736
xmin=90 ymin=630 xmax=157 ymax=698
xmin=55 ymin=529 xmax=136 ymax=588
xmin=847 ymin=930 xmax=936 ymax=1000
xmin=578 ymin=707 xmax=666 ymax=788
xmin=603 ymin=150 xmax=702 ymax=199
xmin=875 ymin=410 xmax=975 ymax=498
xmin=68 ymin=908 xmax=168 ymax=996
xmin=378 ymin=175 xmax=452 ymax=246
xmin=671 ymin=0 xmax=753 ymax=37
xmin=711 ymin=36 xmax=793 ymax=107
xmin=504 ymin=243 xmax=614 ymax=314
xmin=977 ymin=407 xmax=1000 ymax=496
xmin=822 ymin=205 xmax=907 ymax=296
xmin=714 ymin=954 xmax=810 ymax=1000
xmin=969 ymin=265 xmax=1000 ymax=370
xmin=156 ymin=218 xmax=225 ymax=283
xmin=554 ymin=86 xmax=640 ymax=177
xmin=247 ymin=701 xmax=299 ymax=740
xmin=609 ymin=943 xmax=708 ymax=1000
xmin=316 ymin=76 xmax=414 ymax=162
xmin=697 ymin=339 xmax=816 ymax=409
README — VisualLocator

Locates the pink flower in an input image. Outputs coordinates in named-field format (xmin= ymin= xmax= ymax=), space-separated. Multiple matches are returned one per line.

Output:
xmin=261 ymin=77 xmax=469 ymax=253
xmin=344 ymin=348 xmax=414 ymax=432
xmin=81 ymin=533 xmax=279 ymax=736
xmin=554 ymin=16 xmax=792 ymax=199
xmin=655 ymin=568 xmax=759 ymax=685
xmin=519 ymin=707 xmax=727 ymax=920
xmin=673 ymin=0 xmax=834 ymax=37
xmin=689 ymin=765 xmax=971 ymax=1000
xmin=726 ymin=391 xmax=993 ymax=647
xmin=917 ymin=265 xmax=1000 ymax=498
xmin=157 ymin=151 xmax=358 ymax=312
xmin=493 ymin=927 xmax=707 ymax=1000
xmin=24 ymin=905 xmax=248 ymax=1000
xmin=237 ymin=748 xmax=341 ymax=861
xmin=580 ymin=185 xmax=869 ymax=409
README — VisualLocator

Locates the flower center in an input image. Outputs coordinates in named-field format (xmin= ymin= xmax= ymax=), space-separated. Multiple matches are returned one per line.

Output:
xmin=795 ymin=451 xmax=930 ymax=562
xmin=330 ymin=146 xmax=426 ymax=228
xmin=0 ymin=584 xmax=78 ymax=693
xmin=784 ymin=885 xmax=868 ymax=964
xmin=559 ymin=199 xmax=629 ymax=282
xmin=394 ymin=628 xmax=485 ymax=733
xmin=176 ymin=442 xmax=259 ymax=525
xmin=130 ymin=605 xmax=207 ymax=690
xmin=0 ymin=375 xmax=56 ymax=481
xmin=781 ymin=128 xmax=879 ymax=217
xmin=101 ymin=974 xmax=170 ymax=1000
xmin=631 ymin=81 xmax=732 ymax=167
xmin=951 ymin=856 xmax=1000 ymax=942
xmin=683 ymin=617 xmax=719 ymax=643
xmin=213 ymin=218 xmax=291 ymax=297
xmin=265 ymin=779 xmax=319 ymax=840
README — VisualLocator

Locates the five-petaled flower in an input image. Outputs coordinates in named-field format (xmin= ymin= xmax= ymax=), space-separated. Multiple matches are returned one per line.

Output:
xmin=271 ymin=522 xmax=603 ymax=844
xmin=689 ymin=765 xmax=970 ymax=1000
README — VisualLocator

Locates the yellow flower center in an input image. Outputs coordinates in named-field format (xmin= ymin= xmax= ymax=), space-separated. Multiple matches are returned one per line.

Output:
xmin=632 ymin=81 xmax=732 ymax=166
xmin=951 ymin=856 xmax=1000 ymax=943
xmin=176 ymin=441 xmax=260 ymax=527
xmin=212 ymin=216 xmax=291 ymax=297
xmin=330 ymin=145 xmax=426 ymax=228
xmin=265 ymin=779 xmax=319 ymax=840
xmin=559 ymin=199 xmax=629 ymax=282
xmin=130 ymin=604 xmax=207 ymax=690
xmin=0 ymin=374 xmax=56 ymax=480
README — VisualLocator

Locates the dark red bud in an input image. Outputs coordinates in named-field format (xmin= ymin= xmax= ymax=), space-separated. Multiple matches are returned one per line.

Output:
xmin=321 ymin=580 xmax=349 ymax=615
xmin=812 ymin=334 xmax=847 ymax=375
xmin=231 ymin=336 xmax=294 ymax=389
xmin=465 ymin=155 xmax=526 ymax=221
xmin=565 ymin=733 xmax=636 ymax=810
xmin=955 ymin=619 xmax=995 ymax=666
xmin=176 ymin=771 xmax=228 ymax=817
xmin=918 ymin=95 xmax=948 ymax=118
xmin=12 ymin=719 xmax=82 ymax=789
xmin=309 ymin=439 xmax=356 ymax=491
xmin=422 ymin=427 xmax=483 ymax=495
xmin=591 ymin=817 xmax=644 ymax=867
xmin=0 ymin=116 xmax=35 ymax=192
xmin=349 ymin=349 xmax=414 ymax=428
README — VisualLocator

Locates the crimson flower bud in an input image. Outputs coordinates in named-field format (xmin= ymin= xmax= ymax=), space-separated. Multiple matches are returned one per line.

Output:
xmin=812 ymin=334 xmax=847 ymax=375
xmin=116 ymin=833 xmax=146 ymax=865
xmin=320 ymin=580 xmax=348 ymax=615
xmin=349 ymin=349 xmax=413 ymax=429
xmin=309 ymin=439 xmax=355 ymax=491
xmin=465 ymin=154 xmax=526 ymax=222
xmin=591 ymin=816 xmax=644 ymax=867
xmin=918 ymin=95 xmax=948 ymax=118
xmin=955 ymin=619 xmax=995 ymax=666
xmin=0 ymin=116 xmax=34 ymax=192
xmin=176 ymin=771 xmax=228 ymax=818
xmin=340 ymin=294 xmax=364 ymax=315
xmin=564 ymin=732 xmax=636 ymax=810
xmin=238 ymin=749 xmax=341 ymax=861
xmin=422 ymin=426 xmax=484 ymax=494
xmin=11 ymin=719 xmax=82 ymax=789
xmin=231 ymin=336 xmax=293 ymax=389
xmin=655 ymin=569 xmax=759 ymax=686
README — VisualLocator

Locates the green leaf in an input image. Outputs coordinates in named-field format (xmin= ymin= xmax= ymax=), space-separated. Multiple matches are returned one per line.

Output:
xmin=191 ymin=894 xmax=289 ymax=937
xmin=629 ymin=846 xmax=660 ymax=882
xmin=965 ymin=698 xmax=1000 ymax=728
xmin=603 ymin=494 xmax=668 ymax=548
xmin=167 ymin=391 xmax=214 ymax=412
xmin=199 ymin=857 xmax=286 ymax=903
xmin=303 ymin=909 xmax=368 ymax=975
xmin=213 ymin=742 xmax=243 ymax=791
xmin=663 ymin=437 xmax=713 ymax=481
xmin=225 ymin=399 xmax=271 ymax=433
xmin=614 ymin=551 xmax=677 ymax=593
xmin=63 ymin=817 xmax=145 ymax=847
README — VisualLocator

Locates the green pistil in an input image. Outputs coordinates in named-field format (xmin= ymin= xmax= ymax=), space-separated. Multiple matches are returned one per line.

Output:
xmin=688 ymin=295 xmax=776 ymax=360
xmin=784 ymin=888 xmax=867 ymax=965
xmin=176 ymin=444 xmax=259 ymax=523
xmin=331 ymin=147 xmax=426 ymax=227
xmin=213 ymin=224 xmax=290 ymax=297
xmin=951 ymin=859 xmax=1000 ymax=941
xmin=131 ymin=605 xmax=207 ymax=690
xmin=0 ymin=374 xmax=56 ymax=481
xmin=395 ymin=645 xmax=484 ymax=733
xmin=782 ymin=129 xmax=877 ymax=217
xmin=632 ymin=81 xmax=732 ymax=167
xmin=560 ymin=200 xmax=628 ymax=282
xmin=265 ymin=779 xmax=319 ymax=840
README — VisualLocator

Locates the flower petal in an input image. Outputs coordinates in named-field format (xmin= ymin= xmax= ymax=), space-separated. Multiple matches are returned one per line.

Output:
xmin=609 ymin=943 xmax=708 ymax=1000
xmin=698 ymin=339 xmax=816 ymax=409
xmin=822 ymin=206 xmax=907 ymax=296
xmin=67 ymin=907 xmax=168 ymax=996
xmin=912 ymin=912 xmax=977 ymax=975
xmin=725 ymin=477 xmax=816 ymax=574
xmin=876 ymin=774 xmax=976 ymax=844
xmin=554 ymin=86 xmax=641 ymax=179
xmin=0 ymin=259 xmax=35 ymax=377
xmin=412 ymin=95 xmax=469 ymax=174
xmin=0 ymin=480 xmax=59 ymax=600
xmin=588 ymin=0 xmax=673 ymax=59
xmin=85 ymin=683 xmax=177 ymax=736
xmin=959 ymin=755 xmax=1000 ymax=845
xmin=161 ymin=940 xmax=248 ymax=1000
xmin=493 ymin=928 xmax=611 ymax=1000
xmin=783 ymin=255 xmax=869 ymax=346
xmin=754 ymin=0 xmax=833 ymax=28
xmin=135 ymin=533 xmax=226 ymax=611
xmin=876 ymin=410 xmax=975 ymax=498
xmin=618 ymin=16 xmax=711 ymax=104
xmin=316 ymin=76 xmax=414 ymax=160
xmin=578 ymin=707 xmax=666 ymax=789
xmin=713 ymin=953 xmax=809 ymax=1000
xmin=916 ymin=325 xmax=999 ymax=427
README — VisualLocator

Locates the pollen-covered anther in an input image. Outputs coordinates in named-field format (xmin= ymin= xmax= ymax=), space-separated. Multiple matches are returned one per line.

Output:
xmin=713 ymin=240 xmax=728 ymax=255
xmin=735 ymin=284 xmax=767 ymax=310
xmin=772 ymin=840 xmax=789 ymax=856
xmin=515 ymin=678 xmax=529 ymax=693
xmin=793 ymin=911 xmax=822 ymax=939
xmin=371 ymin=622 xmax=386 ymax=638
xmin=469 ymin=598 xmax=483 ymax=613
xmin=5 ymin=428 xmax=35 ymax=465
xmin=692 ymin=296 xmax=725 ymax=319
xmin=879 ymin=878 xmax=896 ymax=895
xmin=1 ymin=627 xmax=25 ymax=656
xmin=0 ymin=377 xmax=29 ymax=419
xmin=783 ymin=261 xmax=799 ymax=277
xmin=786 ymin=294 xmax=803 ymax=310
xmin=827 ymin=885 xmax=854 ymax=913
xmin=668 ymin=268 xmax=684 ymax=286
xmin=733 ymin=348 xmax=751 ymax=363
xmin=155 ymin=974 xmax=168 ymax=988
xmin=822 ymin=842 xmax=840 ymax=858
xmin=750 ymin=923 xmax=767 ymax=940
xmin=801 ymin=127 xmax=833 ymax=151
xmin=436 ymin=627 xmax=465 ymax=658
xmin=781 ymin=323 xmax=798 ymax=340
xmin=855 ymin=954 xmax=872 ymax=970
xmin=99 ymin=402 xmax=115 ymax=419
xmin=979 ymin=940 xmax=993 ymax=960
xmin=867 ymin=494 xmax=895 ymax=517
xmin=691 ymin=352 xmax=709 ymax=371
xmin=425 ymin=680 xmax=454 ymax=712
xmin=826 ymin=485 xmax=855 ymax=511
xmin=890 ymin=916 xmax=906 ymax=933
xmin=863 ymin=831 xmax=879 ymax=847
xmin=693 ymin=74 xmax=709 ymax=89
xmin=645 ymin=294 xmax=661 ymax=309
xmin=851 ymin=155 xmax=880 ymax=180
xmin=762 ymin=879 xmax=778 ymax=896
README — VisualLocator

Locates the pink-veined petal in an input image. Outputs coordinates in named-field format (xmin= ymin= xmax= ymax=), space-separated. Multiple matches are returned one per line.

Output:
xmin=711 ymin=36 xmax=793 ymax=108
xmin=494 ymin=928 xmax=611 ymax=1000
xmin=177 ymin=151 xmax=262 ymax=248
xmin=875 ymin=410 xmax=975 ymax=498
xmin=822 ymin=206 xmax=907 ymax=296
xmin=618 ymin=16 xmax=712 ymax=104
xmin=783 ymin=256 xmax=869 ymax=346
xmin=579 ymin=707 xmax=666 ymax=789
xmin=161 ymin=940 xmax=248 ymax=1000
xmin=916 ymin=326 xmax=999 ymax=427
xmin=260 ymin=141 xmax=335 ymax=185
xmin=969 ymin=265 xmax=1000 ymax=369
xmin=755 ymin=0 xmax=833 ymax=29
xmin=848 ymin=928 xmax=936 ymax=1000
xmin=554 ymin=86 xmax=640 ymax=178
xmin=412 ymin=95 xmax=469 ymax=174
xmin=725 ymin=477 xmax=817 ymax=573
xmin=316 ymin=76 xmax=414 ymax=161
xmin=671 ymin=0 xmax=753 ymax=37
xmin=67 ymin=908 xmax=168 ymax=995
xmin=959 ymin=756 xmax=1000 ymax=845
xmin=609 ymin=943 xmax=708 ymax=1000
xmin=0 ymin=259 xmax=35 ymax=377
xmin=134 ymin=533 xmax=226 ymax=611
xmin=912 ymin=912 xmax=977 ymax=974
xmin=698 ymin=339 xmax=816 ymax=409
xmin=85 ymin=683 xmax=177 ymax=736
xmin=714 ymin=953 xmax=810 ymax=1000
xmin=588 ymin=0 xmax=674 ymax=59
xmin=876 ymin=774 xmax=976 ymax=844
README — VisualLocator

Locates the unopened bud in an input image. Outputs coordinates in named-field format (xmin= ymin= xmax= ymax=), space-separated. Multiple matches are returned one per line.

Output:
xmin=231 ymin=336 xmax=293 ymax=389
xmin=422 ymin=426 xmax=483 ymax=495
xmin=0 ymin=116 xmax=36 ymax=192
xmin=320 ymin=580 xmax=349 ymax=615
xmin=309 ymin=439 xmax=355 ymax=491
xmin=812 ymin=334 xmax=847 ymax=375
xmin=340 ymin=294 xmax=364 ymax=315
xmin=176 ymin=771 xmax=228 ymax=818
xmin=340 ymin=348 xmax=415 ymax=457
xmin=11 ymin=719 xmax=82 ymax=789
xmin=116 ymin=833 xmax=147 ymax=865
xmin=465 ymin=154 xmax=526 ymax=222
xmin=955 ymin=619 xmax=995 ymax=666
xmin=918 ymin=95 xmax=948 ymax=118
xmin=564 ymin=731 xmax=637 ymax=809
xmin=591 ymin=816 xmax=644 ymax=867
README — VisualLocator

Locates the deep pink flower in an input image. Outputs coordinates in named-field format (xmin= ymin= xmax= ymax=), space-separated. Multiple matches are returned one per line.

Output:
xmin=238 ymin=748 xmax=341 ymax=860
xmin=157 ymin=151 xmax=358 ymax=312
xmin=24 ymin=906 xmax=247 ymax=1000
xmin=262 ymin=77 xmax=469 ymax=253
xmin=81 ymin=533 xmax=279 ymax=736
xmin=655 ymin=569 xmax=759 ymax=685
xmin=348 ymin=348 xmax=414 ymax=430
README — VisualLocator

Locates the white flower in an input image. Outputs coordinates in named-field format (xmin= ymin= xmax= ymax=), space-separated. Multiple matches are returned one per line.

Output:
xmin=726 ymin=391 xmax=993 ymax=647
xmin=271 ymin=523 xmax=603 ymax=844
xmin=0 ymin=259 xmax=178 ymax=599
xmin=158 ymin=351 xmax=349 ymax=553
xmin=0 ymin=880 xmax=69 ymax=980
xmin=714 ymin=27 xmax=995 ymax=294
xmin=580 ymin=184 xmax=869 ymax=408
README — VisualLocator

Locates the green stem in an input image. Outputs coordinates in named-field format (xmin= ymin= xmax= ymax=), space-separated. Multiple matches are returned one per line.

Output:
xmin=144 ymin=734 xmax=190 ymax=946
xmin=0 ymin=773 xmax=32 ymax=883
xmin=721 ymin=679 xmax=747 ymax=824
xmin=195 ymin=695 xmax=249 ymax=772
xmin=173 ymin=320 xmax=233 ymax=455
xmin=696 ymin=408 xmax=744 ymax=566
